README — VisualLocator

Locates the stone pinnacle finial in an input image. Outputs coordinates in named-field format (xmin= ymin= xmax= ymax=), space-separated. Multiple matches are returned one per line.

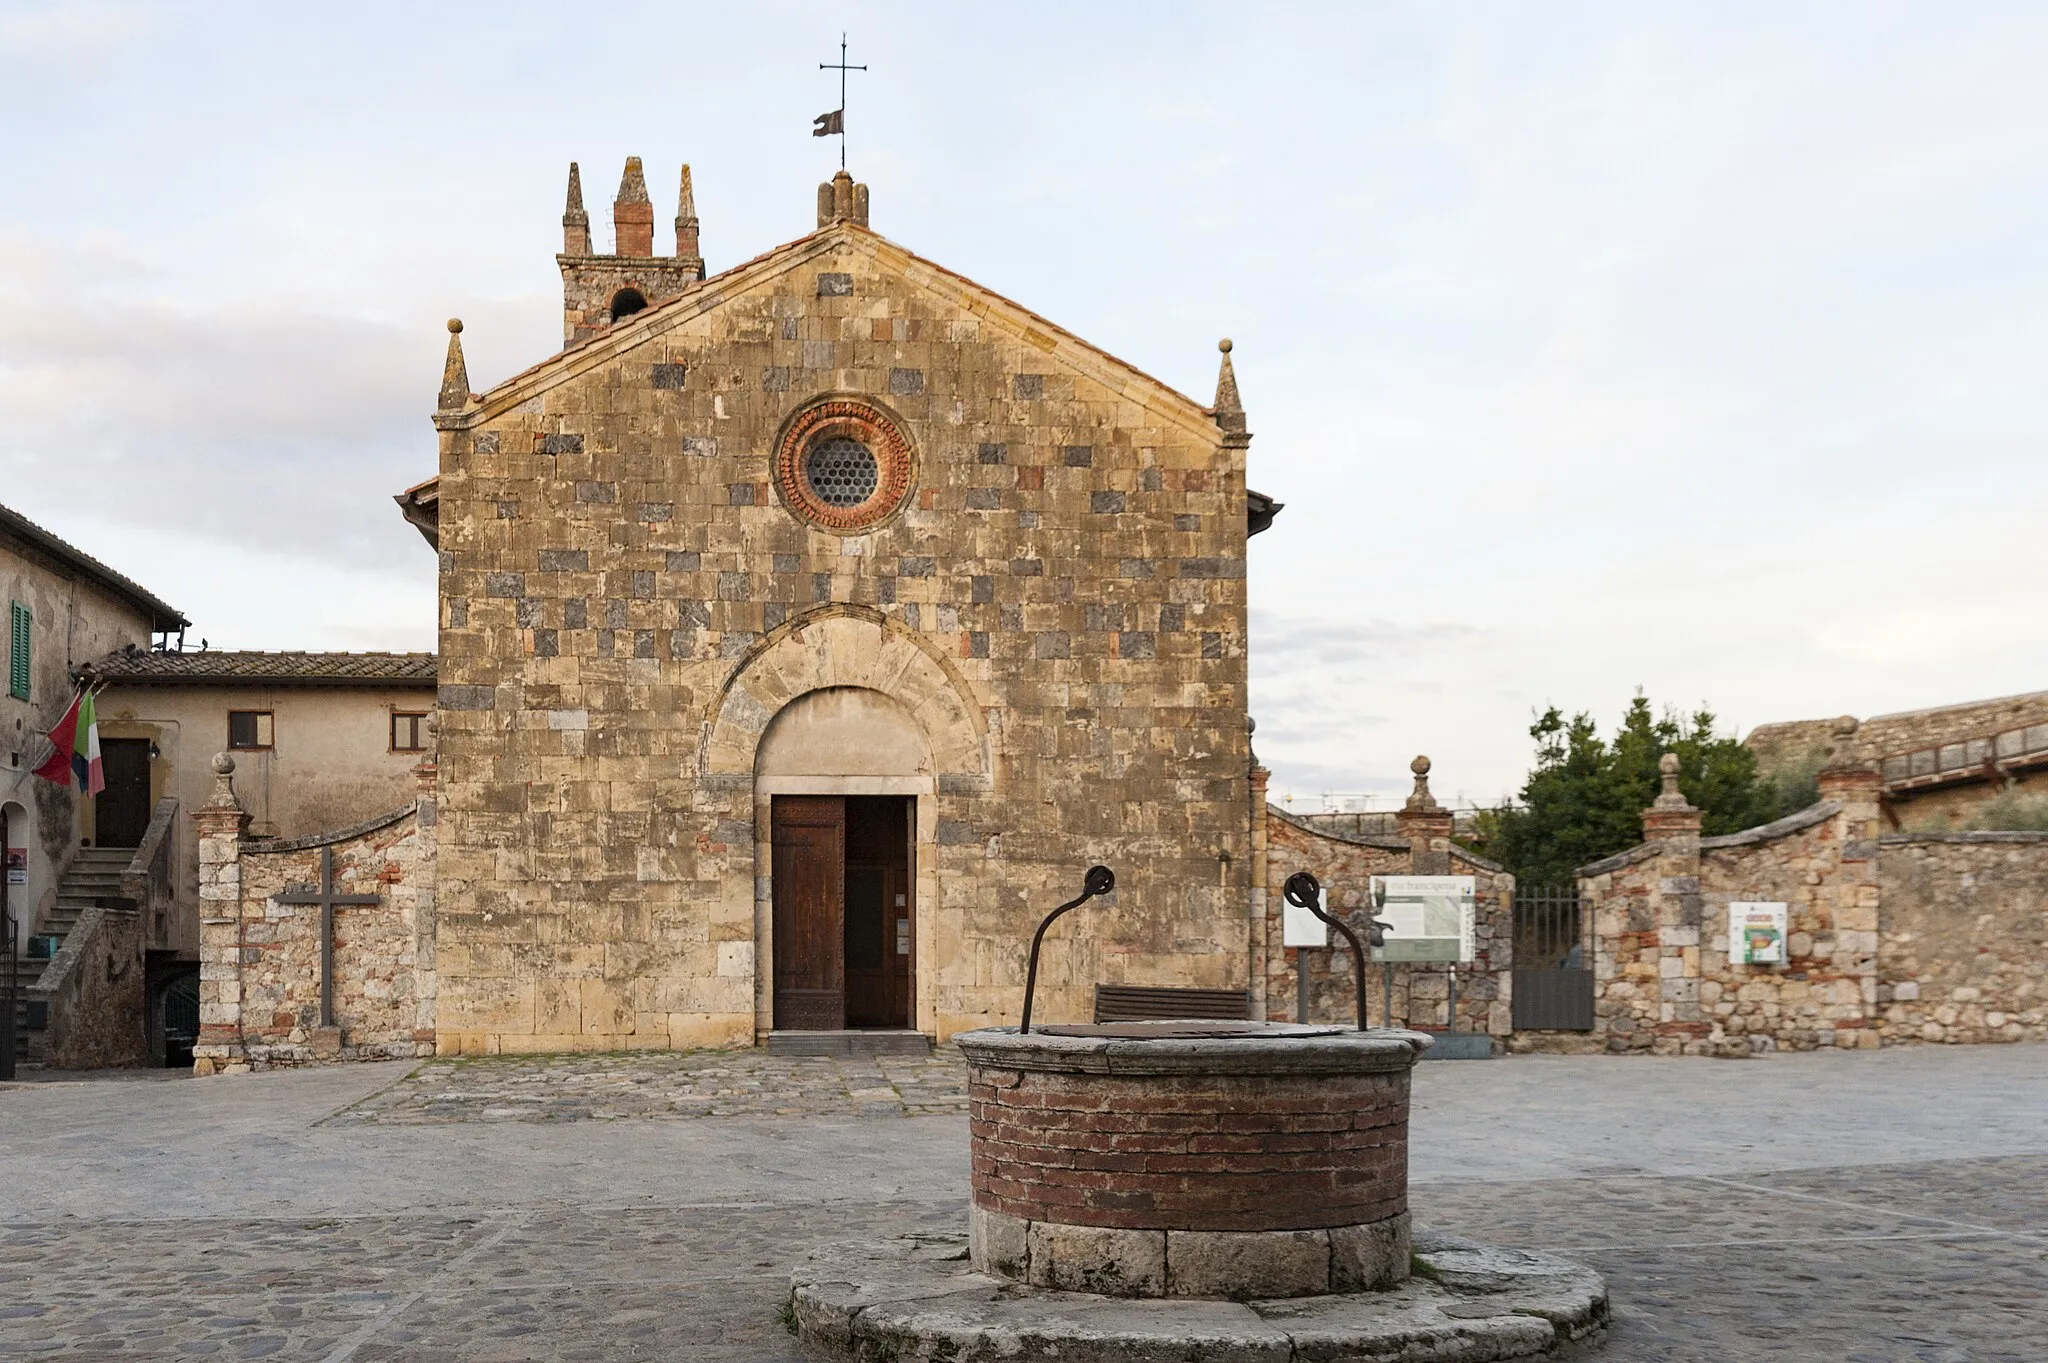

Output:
xmin=204 ymin=752 xmax=242 ymax=810
xmin=674 ymin=163 xmax=702 ymax=269
xmin=1652 ymin=751 xmax=1695 ymax=810
xmin=614 ymin=156 xmax=654 ymax=256
xmin=1403 ymin=754 xmax=1442 ymax=812
xmin=615 ymin=156 xmax=650 ymax=204
xmin=562 ymin=162 xmax=590 ymax=254
xmin=437 ymin=318 xmax=470 ymax=412
xmin=1212 ymin=338 xmax=1246 ymax=434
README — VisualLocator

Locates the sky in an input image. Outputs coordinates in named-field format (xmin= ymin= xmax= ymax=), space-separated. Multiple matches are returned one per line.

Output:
xmin=1 ymin=1 xmax=2044 ymax=810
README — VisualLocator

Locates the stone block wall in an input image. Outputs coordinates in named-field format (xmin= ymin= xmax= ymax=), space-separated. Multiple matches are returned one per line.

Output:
xmin=1579 ymin=757 xmax=2048 ymax=1054
xmin=431 ymin=211 xmax=1252 ymax=1050
xmin=1873 ymin=833 xmax=2048 ymax=1044
xmin=1582 ymin=762 xmax=1882 ymax=1057
xmin=193 ymin=758 xmax=437 ymax=1073
xmin=1257 ymin=760 xmax=1513 ymax=1039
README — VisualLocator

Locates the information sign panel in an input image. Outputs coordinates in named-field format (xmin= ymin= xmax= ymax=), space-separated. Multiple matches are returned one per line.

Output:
xmin=1728 ymin=902 xmax=1788 ymax=965
xmin=1369 ymin=876 xmax=1475 ymax=963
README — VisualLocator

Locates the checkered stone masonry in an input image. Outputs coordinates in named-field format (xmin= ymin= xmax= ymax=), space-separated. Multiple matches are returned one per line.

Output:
xmin=429 ymin=192 xmax=1252 ymax=1053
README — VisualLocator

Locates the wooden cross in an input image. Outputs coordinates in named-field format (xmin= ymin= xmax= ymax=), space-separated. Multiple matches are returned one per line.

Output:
xmin=275 ymin=846 xmax=379 ymax=1029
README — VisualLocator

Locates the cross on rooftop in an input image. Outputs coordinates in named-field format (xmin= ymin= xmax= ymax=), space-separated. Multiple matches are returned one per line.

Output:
xmin=818 ymin=33 xmax=867 ymax=170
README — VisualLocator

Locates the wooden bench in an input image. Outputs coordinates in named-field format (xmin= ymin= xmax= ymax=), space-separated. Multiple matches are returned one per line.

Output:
xmin=1093 ymin=985 xmax=1252 ymax=1023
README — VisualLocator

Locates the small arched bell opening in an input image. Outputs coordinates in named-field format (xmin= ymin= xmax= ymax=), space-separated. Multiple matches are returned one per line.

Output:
xmin=609 ymin=287 xmax=649 ymax=322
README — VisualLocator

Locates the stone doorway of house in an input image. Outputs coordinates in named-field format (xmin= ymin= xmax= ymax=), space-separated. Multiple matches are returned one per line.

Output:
xmin=770 ymin=794 xmax=914 ymax=1034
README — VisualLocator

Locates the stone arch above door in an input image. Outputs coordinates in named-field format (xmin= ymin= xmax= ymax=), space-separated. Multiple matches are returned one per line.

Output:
xmin=756 ymin=687 xmax=933 ymax=781
xmin=701 ymin=605 xmax=990 ymax=789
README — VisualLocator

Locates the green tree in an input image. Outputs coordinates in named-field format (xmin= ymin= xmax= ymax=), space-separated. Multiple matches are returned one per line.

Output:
xmin=1467 ymin=695 xmax=1794 ymax=889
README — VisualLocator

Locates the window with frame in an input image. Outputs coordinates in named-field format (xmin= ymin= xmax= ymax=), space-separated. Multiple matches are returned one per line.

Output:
xmin=391 ymin=712 xmax=428 ymax=752
xmin=8 ymin=602 xmax=29 ymax=702
xmin=227 ymin=710 xmax=274 ymax=750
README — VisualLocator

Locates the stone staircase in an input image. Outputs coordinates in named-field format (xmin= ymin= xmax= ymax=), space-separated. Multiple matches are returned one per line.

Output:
xmin=6 ymin=846 xmax=135 ymax=1063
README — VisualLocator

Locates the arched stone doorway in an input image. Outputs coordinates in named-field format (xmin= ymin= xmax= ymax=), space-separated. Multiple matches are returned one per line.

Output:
xmin=701 ymin=606 xmax=992 ymax=1042
xmin=755 ymin=687 xmax=935 ymax=1034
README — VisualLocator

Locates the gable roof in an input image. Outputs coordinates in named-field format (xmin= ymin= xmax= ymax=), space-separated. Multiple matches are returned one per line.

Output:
xmin=0 ymin=502 xmax=188 ymax=632
xmin=439 ymin=220 xmax=1226 ymax=443
xmin=87 ymin=647 xmax=436 ymax=687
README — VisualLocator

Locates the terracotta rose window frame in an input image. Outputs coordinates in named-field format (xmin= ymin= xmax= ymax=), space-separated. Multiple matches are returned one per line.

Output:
xmin=773 ymin=397 xmax=917 ymax=533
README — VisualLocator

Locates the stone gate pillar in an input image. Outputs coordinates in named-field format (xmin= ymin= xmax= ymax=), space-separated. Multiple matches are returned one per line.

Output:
xmin=1640 ymin=753 xmax=1706 ymax=1055
xmin=1393 ymin=756 xmax=1455 ymax=875
xmin=1816 ymin=728 xmax=1884 ymax=1041
xmin=192 ymin=754 xmax=249 ymax=1076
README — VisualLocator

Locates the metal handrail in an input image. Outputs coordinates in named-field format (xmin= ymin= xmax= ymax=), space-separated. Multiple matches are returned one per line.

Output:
xmin=1018 ymin=865 xmax=1115 ymax=1035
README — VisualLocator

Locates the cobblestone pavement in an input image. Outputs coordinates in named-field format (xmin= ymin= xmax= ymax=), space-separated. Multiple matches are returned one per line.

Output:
xmin=322 ymin=1048 xmax=970 ymax=1124
xmin=0 ymin=1043 xmax=2043 ymax=1361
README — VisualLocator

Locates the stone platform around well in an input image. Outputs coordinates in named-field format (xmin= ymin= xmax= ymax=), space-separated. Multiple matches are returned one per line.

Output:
xmin=791 ymin=1227 xmax=1607 ymax=1362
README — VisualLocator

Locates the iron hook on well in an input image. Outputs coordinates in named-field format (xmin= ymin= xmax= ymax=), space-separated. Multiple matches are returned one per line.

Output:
xmin=1018 ymin=865 xmax=1116 ymax=1035
xmin=1283 ymin=870 xmax=1391 ymax=1031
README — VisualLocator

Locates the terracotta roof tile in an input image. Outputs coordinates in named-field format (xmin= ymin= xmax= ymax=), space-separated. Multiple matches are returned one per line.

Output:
xmin=87 ymin=649 xmax=437 ymax=687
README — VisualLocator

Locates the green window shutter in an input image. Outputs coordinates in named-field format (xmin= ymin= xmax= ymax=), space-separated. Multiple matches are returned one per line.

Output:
xmin=8 ymin=602 xmax=28 ymax=702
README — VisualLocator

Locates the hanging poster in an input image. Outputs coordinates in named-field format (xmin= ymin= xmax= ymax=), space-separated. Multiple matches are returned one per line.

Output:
xmin=1369 ymin=876 xmax=1475 ymax=963
xmin=1728 ymin=902 xmax=1788 ymax=965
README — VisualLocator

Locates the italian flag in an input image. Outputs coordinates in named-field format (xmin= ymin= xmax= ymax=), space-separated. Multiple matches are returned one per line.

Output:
xmin=31 ymin=689 xmax=104 ymax=794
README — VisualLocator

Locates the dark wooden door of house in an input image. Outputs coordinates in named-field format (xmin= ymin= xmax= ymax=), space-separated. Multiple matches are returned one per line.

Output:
xmin=772 ymin=796 xmax=845 ymax=1030
xmin=842 ymin=797 xmax=912 ymax=1029
xmin=95 ymin=739 xmax=152 ymax=848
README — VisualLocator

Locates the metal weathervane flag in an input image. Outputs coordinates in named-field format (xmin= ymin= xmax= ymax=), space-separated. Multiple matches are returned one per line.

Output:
xmin=812 ymin=109 xmax=844 ymax=136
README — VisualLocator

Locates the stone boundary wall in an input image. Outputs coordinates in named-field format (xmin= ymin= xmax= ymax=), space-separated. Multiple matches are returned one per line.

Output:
xmin=193 ymin=756 xmax=438 ymax=1074
xmin=28 ymin=904 xmax=148 ymax=1069
xmin=1256 ymin=758 xmax=1512 ymax=1039
xmin=1874 ymin=833 xmax=2048 ymax=1045
xmin=1577 ymin=756 xmax=2048 ymax=1055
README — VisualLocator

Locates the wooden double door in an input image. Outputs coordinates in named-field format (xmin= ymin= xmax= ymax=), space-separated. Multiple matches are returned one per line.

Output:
xmin=771 ymin=795 xmax=914 ymax=1031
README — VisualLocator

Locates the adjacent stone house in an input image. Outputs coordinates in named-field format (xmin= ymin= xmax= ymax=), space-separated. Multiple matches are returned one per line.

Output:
xmin=85 ymin=649 xmax=437 ymax=959
xmin=0 ymin=502 xmax=187 ymax=1066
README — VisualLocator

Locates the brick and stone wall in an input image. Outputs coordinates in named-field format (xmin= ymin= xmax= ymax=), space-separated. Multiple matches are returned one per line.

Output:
xmin=429 ymin=179 xmax=1254 ymax=1051
xmin=1873 ymin=833 xmax=2048 ymax=1044
xmin=961 ymin=1027 xmax=1419 ymax=1299
xmin=193 ymin=756 xmax=437 ymax=1073
xmin=970 ymin=1065 xmax=1407 ymax=1234
xmin=1258 ymin=758 xmax=1513 ymax=1039
xmin=1578 ymin=753 xmax=2048 ymax=1054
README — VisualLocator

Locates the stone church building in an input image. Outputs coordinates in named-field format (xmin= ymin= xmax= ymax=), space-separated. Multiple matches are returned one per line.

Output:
xmin=369 ymin=158 xmax=1278 ymax=1056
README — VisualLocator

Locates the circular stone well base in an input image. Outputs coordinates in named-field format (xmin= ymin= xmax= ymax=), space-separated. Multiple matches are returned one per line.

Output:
xmin=791 ymin=1227 xmax=1607 ymax=1362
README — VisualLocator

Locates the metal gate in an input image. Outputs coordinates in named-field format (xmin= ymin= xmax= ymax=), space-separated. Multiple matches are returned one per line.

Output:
xmin=1511 ymin=888 xmax=1593 ymax=1030
xmin=160 ymin=974 xmax=199 ymax=1069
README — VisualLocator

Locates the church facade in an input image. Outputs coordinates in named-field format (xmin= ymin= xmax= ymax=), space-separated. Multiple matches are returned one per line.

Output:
xmin=407 ymin=159 xmax=1271 ymax=1051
